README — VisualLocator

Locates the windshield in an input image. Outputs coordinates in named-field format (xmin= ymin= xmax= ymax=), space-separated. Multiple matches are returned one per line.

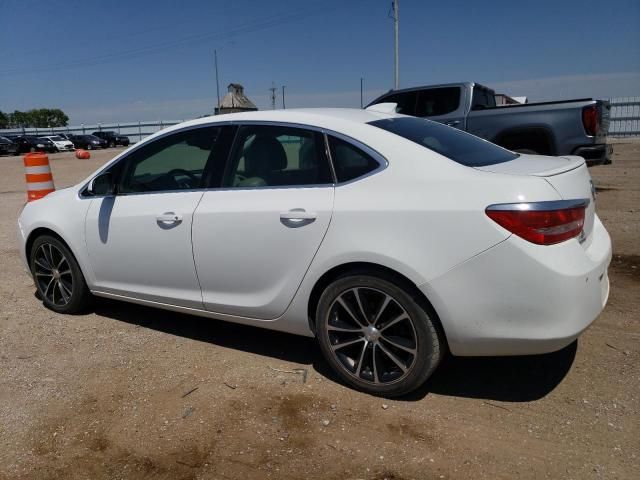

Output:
xmin=49 ymin=136 xmax=64 ymax=141
xmin=368 ymin=117 xmax=518 ymax=167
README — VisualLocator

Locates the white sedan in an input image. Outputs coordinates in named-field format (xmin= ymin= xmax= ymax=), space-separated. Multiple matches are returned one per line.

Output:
xmin=17 ymin=107 xmax=611 ymax=396
xmin=42 ymin=135 xmax=75 ymax=152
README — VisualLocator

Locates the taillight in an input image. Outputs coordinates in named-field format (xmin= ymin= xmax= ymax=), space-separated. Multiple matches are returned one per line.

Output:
xmin=486 ymin=200 xmax=588 ymax=245
xmin=582 ymin=105 xmax=599 ymax=136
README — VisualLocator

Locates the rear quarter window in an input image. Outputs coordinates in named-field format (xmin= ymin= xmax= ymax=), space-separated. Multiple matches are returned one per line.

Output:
xmin=369 ymin=117 xmax=518 ymax=167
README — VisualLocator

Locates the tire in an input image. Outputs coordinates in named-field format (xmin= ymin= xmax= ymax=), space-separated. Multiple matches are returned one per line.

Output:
xmin=29 ymin=147 xmax=36 ymax=153
xmin=513 ymin=148 xmax=538 ymax=155
xmin=86 ymin=143 xmax=93 ymax=150
xmin=316 ymin=273 xmax=444 ymax=397
xmin=109 ymin=141 xmax=115 ymax=148
xmin=29 ymin=235 xmax=91 ymax=314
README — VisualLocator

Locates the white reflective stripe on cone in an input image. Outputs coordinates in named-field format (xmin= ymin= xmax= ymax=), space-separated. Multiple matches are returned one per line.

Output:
xmin=25 ymin=165 xmax=52 ymax=174
xmin=27 ymin=181 xmax=55 ymax=190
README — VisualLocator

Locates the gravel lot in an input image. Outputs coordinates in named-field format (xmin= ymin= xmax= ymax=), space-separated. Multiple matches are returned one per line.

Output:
xmin=0 ymin=144 xmax=638 ymax=480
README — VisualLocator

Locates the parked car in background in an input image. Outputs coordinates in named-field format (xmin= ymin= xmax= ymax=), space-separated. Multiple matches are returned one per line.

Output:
xmin=70 ymin=134 xmax=107 ymax=150
xmin=17 ymin=108 xmax=611 ymax=397
xmin=91 ymin=130 xmax=130 ymax=147
xmin=368 ymin=82 xmax=612 ymax=166
xmin=10 ymin=135 xmax=57 ymax=154
xmin=0 ymin=136 xmax=19 ymax=156
xmin=42 ymin=135 xmax=75 ymax=152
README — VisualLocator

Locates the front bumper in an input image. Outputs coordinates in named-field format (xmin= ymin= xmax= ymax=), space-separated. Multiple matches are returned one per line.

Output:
xmin=421 ymin=215 xmax=612 ymax=356
xmin=572 ymin=144 xmax=612 ymax=166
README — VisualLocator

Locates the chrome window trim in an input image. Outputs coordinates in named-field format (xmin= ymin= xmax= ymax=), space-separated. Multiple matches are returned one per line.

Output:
xmin=78 ymin=122 xmax=233 ymax=199
xmin=486 ymin=198 xmax=590 ymax=211
xmin=79 ymin=119 xmax=390 ymax=198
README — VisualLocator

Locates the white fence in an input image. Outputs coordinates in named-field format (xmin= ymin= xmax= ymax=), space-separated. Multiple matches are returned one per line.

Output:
xmin=608 ymin=97 xmax=640 ymax=137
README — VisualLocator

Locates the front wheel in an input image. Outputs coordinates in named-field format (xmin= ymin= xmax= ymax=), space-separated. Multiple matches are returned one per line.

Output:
xmin=316 ymin=274 xmax=444 ymax=397
xmin=30 ymin=235 xmax=91 ymax=314
xmin=86 ymin=143 xmax=93 ymax=150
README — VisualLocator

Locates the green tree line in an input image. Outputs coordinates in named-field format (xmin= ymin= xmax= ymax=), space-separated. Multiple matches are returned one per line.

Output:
xmin=0 ymin=109 xmax=69 ymax=129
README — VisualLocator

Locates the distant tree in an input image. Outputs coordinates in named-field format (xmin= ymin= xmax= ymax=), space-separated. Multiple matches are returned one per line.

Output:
xmin=0 ymin=110 xmax=8 ymax=129
xmin=4 ymin=108 xmax=69 ymax=128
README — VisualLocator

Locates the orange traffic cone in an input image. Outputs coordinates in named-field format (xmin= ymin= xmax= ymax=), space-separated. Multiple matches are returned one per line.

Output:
xmin=24 ymin=152 xmax=55 ymax=202
xmin=75 ymin=149 xmax=90 ymax=159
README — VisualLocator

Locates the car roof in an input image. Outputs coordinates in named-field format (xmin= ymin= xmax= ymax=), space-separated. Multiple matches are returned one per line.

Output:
xmin=160 ymin=108 xmax=401 ymax=136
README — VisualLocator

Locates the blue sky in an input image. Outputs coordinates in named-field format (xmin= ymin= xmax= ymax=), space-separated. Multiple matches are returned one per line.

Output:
xmin=1 ymin=0 xmax=638 ymax=124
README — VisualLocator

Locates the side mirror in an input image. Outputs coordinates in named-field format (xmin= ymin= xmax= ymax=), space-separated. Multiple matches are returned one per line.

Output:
xmin=88 ymin=172 xmax=115 ymax=196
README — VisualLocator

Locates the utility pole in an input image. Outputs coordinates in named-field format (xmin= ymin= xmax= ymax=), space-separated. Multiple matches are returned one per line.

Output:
xmin=360 ymin=77 xmax=364 ymax=108
xmin=282 ymin=85 xmax=286 ymax=109
xmin=393 ymin=0 xmax=399 ymax=90
xmin=269 ymin=82 xmax=277 ymax=110
xmin=214 ymin=49 xmax=221 ymax=114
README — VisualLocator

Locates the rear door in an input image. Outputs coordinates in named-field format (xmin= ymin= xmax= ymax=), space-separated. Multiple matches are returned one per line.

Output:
xmin=192 ymin=123 xmax=334 ymax=319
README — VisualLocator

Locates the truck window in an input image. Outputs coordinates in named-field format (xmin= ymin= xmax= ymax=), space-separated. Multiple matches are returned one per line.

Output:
xmin=414 ymin=87 xmax=461 ymax=117
xmin=368 ymin=116 xmax=518 ymax=167
xmin=471 ymin=87 xmax=496 ymax=110
xmin=380 ymin=91 xmax=418 ymax=115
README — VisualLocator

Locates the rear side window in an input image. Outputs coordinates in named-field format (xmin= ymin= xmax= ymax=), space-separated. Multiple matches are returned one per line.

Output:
xmin=369 ymin=117 xmax=518 ymax=167
xmin=471 ymin=87 xmax=496 ymax=110
xmin=328 ymin=136 xmax=380 ymax=182
xmin=414 ymin=87 xmax=461 ymax=117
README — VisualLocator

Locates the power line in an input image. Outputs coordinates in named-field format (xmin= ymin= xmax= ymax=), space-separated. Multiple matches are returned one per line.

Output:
xmin=0 ymin=5 xmax=337 ymax=77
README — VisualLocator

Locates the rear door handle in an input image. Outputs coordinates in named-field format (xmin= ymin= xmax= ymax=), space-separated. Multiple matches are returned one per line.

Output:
xmin=156 ymin=212 xmax=183 ymax=224
xmin=280 ymin=209 xmax=317 ymax=228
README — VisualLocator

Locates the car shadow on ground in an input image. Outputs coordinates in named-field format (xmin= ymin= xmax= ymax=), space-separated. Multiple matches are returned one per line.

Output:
xmin=91 ymin=297 xmax=577 ymax=403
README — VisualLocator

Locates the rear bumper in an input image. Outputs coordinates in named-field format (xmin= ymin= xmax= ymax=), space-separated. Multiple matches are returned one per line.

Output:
xmin=421 ymin=215 xmax=612 ymax=356
xmin=572 ymin=143 xmax=612 ymax=166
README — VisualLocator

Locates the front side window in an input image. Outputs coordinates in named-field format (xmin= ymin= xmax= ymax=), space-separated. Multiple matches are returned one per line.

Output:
xmin=369 ymin=117 xmax=518 ymax=167
xmin=379 ymin=91 xmax=418 ymax=116
xmin=414 ymin=87 xmax=461 ymax=117
xmin=328 ymin=136 xmax=380 ymax=183
xmin=118 ymin=126 xmax=221 ymax=194
xmin=224 ymin=125 xmax=332 ymax=188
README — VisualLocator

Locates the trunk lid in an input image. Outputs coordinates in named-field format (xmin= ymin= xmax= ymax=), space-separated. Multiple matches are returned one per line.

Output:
xmin=476 ymin=154 xmax=596 ymax=246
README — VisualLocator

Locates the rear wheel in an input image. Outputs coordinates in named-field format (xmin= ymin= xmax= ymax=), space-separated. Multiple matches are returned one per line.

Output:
xmin=86 ymin=143 xmax=93 ymax=150
xmin=30 ymin=235 xmax=91 ymax=314
xmin=316 ymin=274 xmax=444 ymax=397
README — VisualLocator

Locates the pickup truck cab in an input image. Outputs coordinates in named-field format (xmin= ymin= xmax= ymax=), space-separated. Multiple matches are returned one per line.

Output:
xmin=368 ymin=82 xmax=611 ymax=166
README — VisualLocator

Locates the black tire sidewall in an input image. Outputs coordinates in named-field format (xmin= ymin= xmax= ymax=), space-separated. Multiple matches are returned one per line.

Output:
xmin=29 ymin=235 xmax=90 ymax=314
xmin=316 ymin=274 xmax=443 ymax=397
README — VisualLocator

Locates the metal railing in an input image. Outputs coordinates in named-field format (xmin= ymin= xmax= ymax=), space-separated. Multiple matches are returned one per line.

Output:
xmin=0 ymin=120 xmax=186 ymax=143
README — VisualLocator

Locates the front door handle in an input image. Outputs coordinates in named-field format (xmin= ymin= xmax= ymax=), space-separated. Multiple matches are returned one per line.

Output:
xmin=280 ymin=209 xmax=317 ymax=228
xmin=156 ymin=212 xmax=183 ymax=225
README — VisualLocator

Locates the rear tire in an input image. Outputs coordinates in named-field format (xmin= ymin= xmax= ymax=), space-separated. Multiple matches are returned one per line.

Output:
xmin=30 ymin=235 xmax=91 ymax=314
xmin=316 ymin=274 xmax=444 ymax=397
xmin=86 ymin=143 xmax=92 ymax=150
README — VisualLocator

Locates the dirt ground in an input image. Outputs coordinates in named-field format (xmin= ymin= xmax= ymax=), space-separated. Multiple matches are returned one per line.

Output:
xmin=0 ymin=143 xmax=638 ymax=480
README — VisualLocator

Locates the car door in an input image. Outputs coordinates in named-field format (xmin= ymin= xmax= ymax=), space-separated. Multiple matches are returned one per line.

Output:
xmin=192 ymin=123 xmax=335 ymax=319
xmin=85 ymin=125 xmax=228 ymax=308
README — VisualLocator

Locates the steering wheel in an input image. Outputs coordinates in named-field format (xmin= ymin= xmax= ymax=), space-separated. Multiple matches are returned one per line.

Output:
xmin=167 ymin=168 xmax=198 ymax=189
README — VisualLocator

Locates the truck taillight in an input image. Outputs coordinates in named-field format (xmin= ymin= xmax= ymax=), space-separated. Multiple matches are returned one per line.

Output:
xmin=486 ymin=201 xmax=588 ymax=245
xmin=582 ymin=105 xmax=599 ymax=136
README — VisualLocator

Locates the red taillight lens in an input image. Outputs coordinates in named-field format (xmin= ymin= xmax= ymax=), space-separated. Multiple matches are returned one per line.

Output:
xmin=582 ymin=105 xmax=599 ymax=136
xmin=486 ymin=205 xmax=586 ymax=245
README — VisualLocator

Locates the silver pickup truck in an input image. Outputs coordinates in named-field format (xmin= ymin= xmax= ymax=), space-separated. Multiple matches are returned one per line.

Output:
xmin=367 ymin=82 xmax=612 ymax=166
